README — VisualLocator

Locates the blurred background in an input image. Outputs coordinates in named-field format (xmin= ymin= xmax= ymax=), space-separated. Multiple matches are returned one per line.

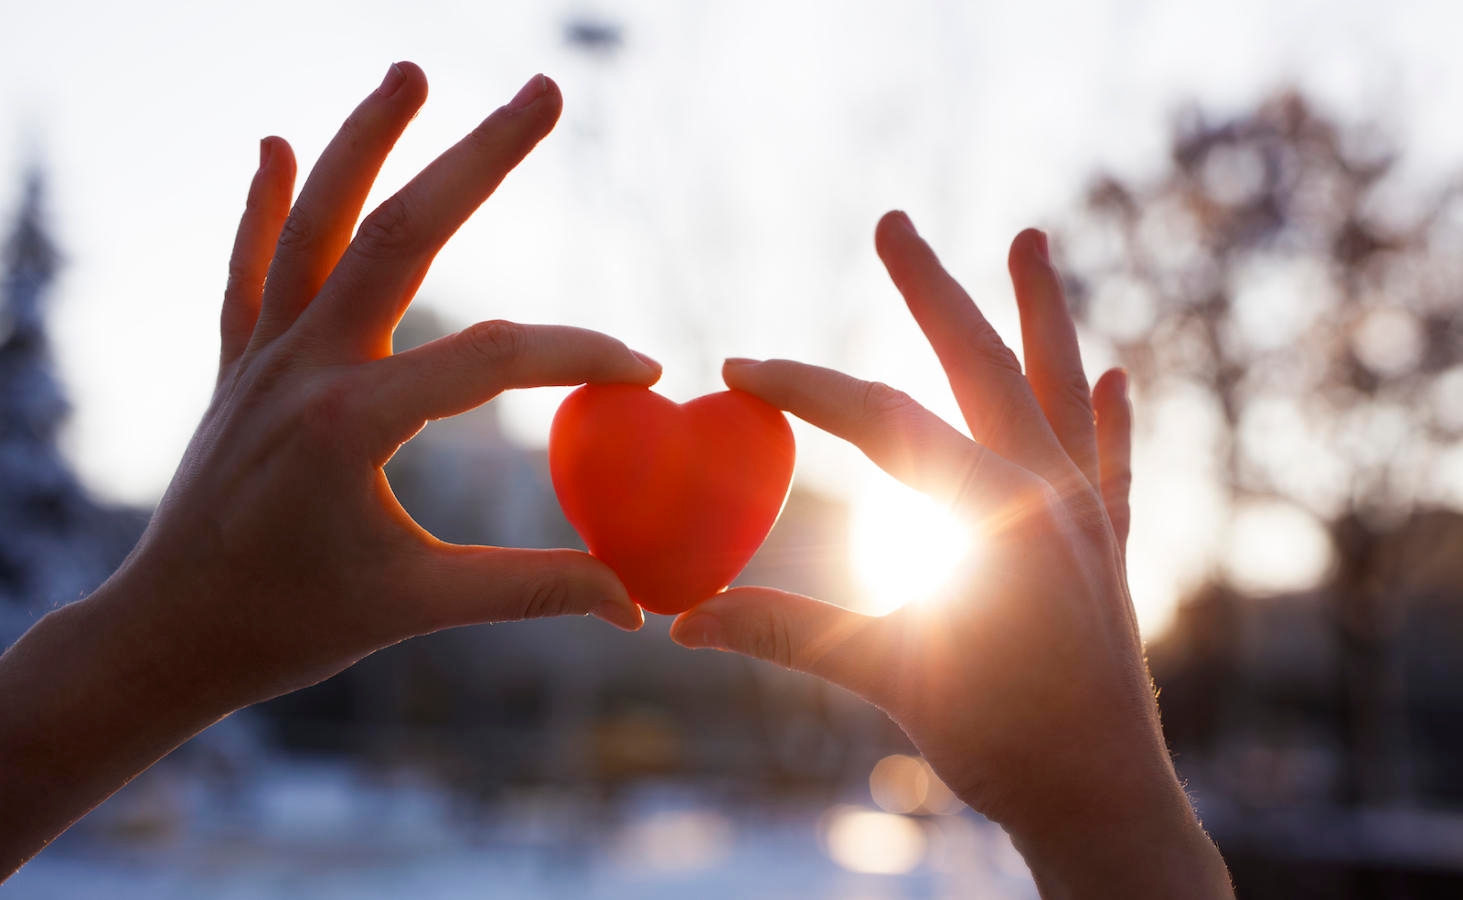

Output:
xmin=3 ymin=1 xmax=1463 ymax=897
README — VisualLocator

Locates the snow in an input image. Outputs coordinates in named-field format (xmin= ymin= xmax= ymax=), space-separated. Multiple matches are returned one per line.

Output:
xmin=8 ymin=757 xmax=1037 ymax=900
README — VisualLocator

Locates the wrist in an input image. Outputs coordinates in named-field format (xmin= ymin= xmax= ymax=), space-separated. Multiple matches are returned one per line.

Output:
xmin=9 ymin=561 xmax=243 ymax=762
xmin=88 ymin=534 xmax=315 ymax=716
xmin=74 ymin=555 xmax=247 ymax=723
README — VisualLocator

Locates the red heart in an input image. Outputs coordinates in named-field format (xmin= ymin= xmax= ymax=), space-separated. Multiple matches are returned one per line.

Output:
xmin=548 ymin=384 xmax=795 ymax=615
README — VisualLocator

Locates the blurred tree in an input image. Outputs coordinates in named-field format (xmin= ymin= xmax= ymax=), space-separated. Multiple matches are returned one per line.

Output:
xmin=0 ymin=170 xmax=146 ymax=639
xmin=1060 ymin=93 xmax=1463 ymax=808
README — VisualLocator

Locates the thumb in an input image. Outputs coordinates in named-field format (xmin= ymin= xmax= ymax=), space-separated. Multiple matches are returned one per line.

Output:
xmin=415 ymin=545 xmax=644 ymax=632
xmin=671 ymin=588 xmax=890 ymax=702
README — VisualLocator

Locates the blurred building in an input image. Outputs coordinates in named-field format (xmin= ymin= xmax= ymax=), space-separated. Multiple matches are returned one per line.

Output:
xmin=1152 ymin=509 xmax=1463 ymax=897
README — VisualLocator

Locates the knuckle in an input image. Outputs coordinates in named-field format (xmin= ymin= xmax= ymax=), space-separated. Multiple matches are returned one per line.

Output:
xmin=967 ymin=326 xmax=1024 ymax=377
xmin=948 ymin=450 xmax=994 ymax=513
xmin=276 ymin=210 xmax=314 ymax=250
xmin=860 ymin=380 xmax=916 ymax=421
xmin=225 ymin=258 xmax=254 ymax=285
xmin=521 ymin=579 xmax=571 ymax=620
xmin=294 ymin=379 xmax=359 ymax=455
xmin=995 ymin=482 xmax=1066 ymax=537
xmin=1035 ymin=483 xmax=1067 ymax=519
xmin=1036 ymin=474 xmax=1113 ymax=547
xmin=463 ymin=319 xmax=527 ymax=365
xmin=236 ymin=344 xmax=298 ymax=398
xmin=223 ymin=273 xmax=251 ymax=304
xmin=465 ymin=116 xmax=514 ymax=155
xmin=354 ymin=196 xmax=417 ymax=260
xmin=1056 ymin=373 xmax=1096 ymax=419
xmin=334 ymin=112 xmax=365 ymax=152
xmin=1105 ymin=464 xmax=1133 ymax=498
xmin=224 ymin=255 xmax=262 ymax=298
xmin=1068 ymin=489 xmax=1113 ymax=536
xmin=748 ymin=608 xmax=798 ymax=670
xmin=1103 ymin=476 xmax=1134 ymax=530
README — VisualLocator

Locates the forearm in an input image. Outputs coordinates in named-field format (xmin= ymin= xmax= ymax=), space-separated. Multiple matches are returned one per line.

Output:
xmin=0 ymin=565 xmax=234 ymax=878
xmin=1007 ymin=773 xmax=1233 ymax=899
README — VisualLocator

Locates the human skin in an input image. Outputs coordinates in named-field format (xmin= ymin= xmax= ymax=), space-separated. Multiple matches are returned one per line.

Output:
xmin=0 ymin=63 xmax=657 ymax=877
xmin=671 ymin=214 xmax=1235 ymax=898
xmin=0 ymin=63 xmax=1232 ymax=896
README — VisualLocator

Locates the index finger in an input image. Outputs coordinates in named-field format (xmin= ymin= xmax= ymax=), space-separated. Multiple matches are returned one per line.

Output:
xmin=363 ymin=321 xmax=661 ymax=456
xmin=722 ymin=358 xmax=1045 ymax=526
xmin=874 ymin=212 xmax=1080 ymax=490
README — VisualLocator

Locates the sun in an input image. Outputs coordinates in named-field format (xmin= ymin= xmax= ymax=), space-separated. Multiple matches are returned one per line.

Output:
xmin=848 ymin=477 xmax=976 ymax=616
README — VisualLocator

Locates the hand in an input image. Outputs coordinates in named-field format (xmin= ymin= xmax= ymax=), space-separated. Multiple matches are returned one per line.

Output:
xmin=140 ymin=64 xmax=655 ymax=702
xmin=0 ymin=63 xmax=654 ymax=875
xmin=671 ymin=213 xmax=1232 ymax=897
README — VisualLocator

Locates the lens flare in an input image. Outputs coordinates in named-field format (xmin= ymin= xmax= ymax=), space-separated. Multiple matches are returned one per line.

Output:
xmin=849 ymin=478 xmax=974 ymax=616
xmin=870 ymin=754 xmax=965 ymax=816
xmin=822 ymin=805 xmax=927 ymax=875
xmin=869 ymin=754 xmax=928 ymax=814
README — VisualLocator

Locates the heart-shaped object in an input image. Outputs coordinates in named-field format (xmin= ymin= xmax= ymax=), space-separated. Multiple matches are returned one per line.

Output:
xmin=549 ymin=384 xmax=795 ymax=615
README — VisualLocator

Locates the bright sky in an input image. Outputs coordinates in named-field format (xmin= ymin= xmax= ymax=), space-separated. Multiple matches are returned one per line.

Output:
xmin=4 ymin=0 xmax=1463 ymax=633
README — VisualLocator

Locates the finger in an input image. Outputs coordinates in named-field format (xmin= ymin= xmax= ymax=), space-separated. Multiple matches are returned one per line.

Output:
xmin=723 ymin=358 xmax=1044 ymax=526
xmin=249 ymin=61 xmax=429 ymax=347
xmin=364 ymin=320 xmax=661 ymax=455
xmin=672 ymin=587 xmax=893 ymax=703
xmin=1009 ymin=228 xmax=1100 ymax=493
xmin=412 ymin=545 xmax=644 ymax=633
xmin=303 ymin=74 xmax=564 ymax=360
xmin=220 ymin=136 xmax=295 ymax=373
xmin=1093 ymin=368 xmax=1133 ymax=558
xmin=874 ymin=212 xmax=1077 ymax=486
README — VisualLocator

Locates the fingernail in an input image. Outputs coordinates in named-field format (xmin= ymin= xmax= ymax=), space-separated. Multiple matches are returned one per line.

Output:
xmin=378 ymin=62 xmax=406 ymax=98
xmin=602 ymin=599 xmax=644 ymax=631
xmin=724 ymin=357 xmax=761 ymax=368
xmin=1033 ymin=229 xmax=1050 ymax=264
xmin=258 ymin=137 xmax=272 ymax=169
xmin=887 ymin=210 xmax=916 ymax=233
xmin=672 ymin=615 xmax=724 ymax=650
xmin=632 ymin=350 xmax=661 ymax=372
xmin=1113 ymin=368 xmax=1129 ymax=400
xmin=507 ymin=74 xmax=548 ymax=112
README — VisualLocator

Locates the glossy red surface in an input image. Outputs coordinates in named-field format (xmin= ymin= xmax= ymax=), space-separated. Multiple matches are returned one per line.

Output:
xmin=549 ymin=385 xmax=795 ymax=615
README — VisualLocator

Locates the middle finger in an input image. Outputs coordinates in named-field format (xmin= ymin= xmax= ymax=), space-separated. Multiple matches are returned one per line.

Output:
xmin=303 ymin=74 xmax=564 ymax=360
xmin=1009 ymin=229 xmax=1100 ymax=491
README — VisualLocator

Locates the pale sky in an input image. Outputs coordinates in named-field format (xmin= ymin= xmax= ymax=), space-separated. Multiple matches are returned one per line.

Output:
xmin=4 ymin=0 xmax=1463 ymax=633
